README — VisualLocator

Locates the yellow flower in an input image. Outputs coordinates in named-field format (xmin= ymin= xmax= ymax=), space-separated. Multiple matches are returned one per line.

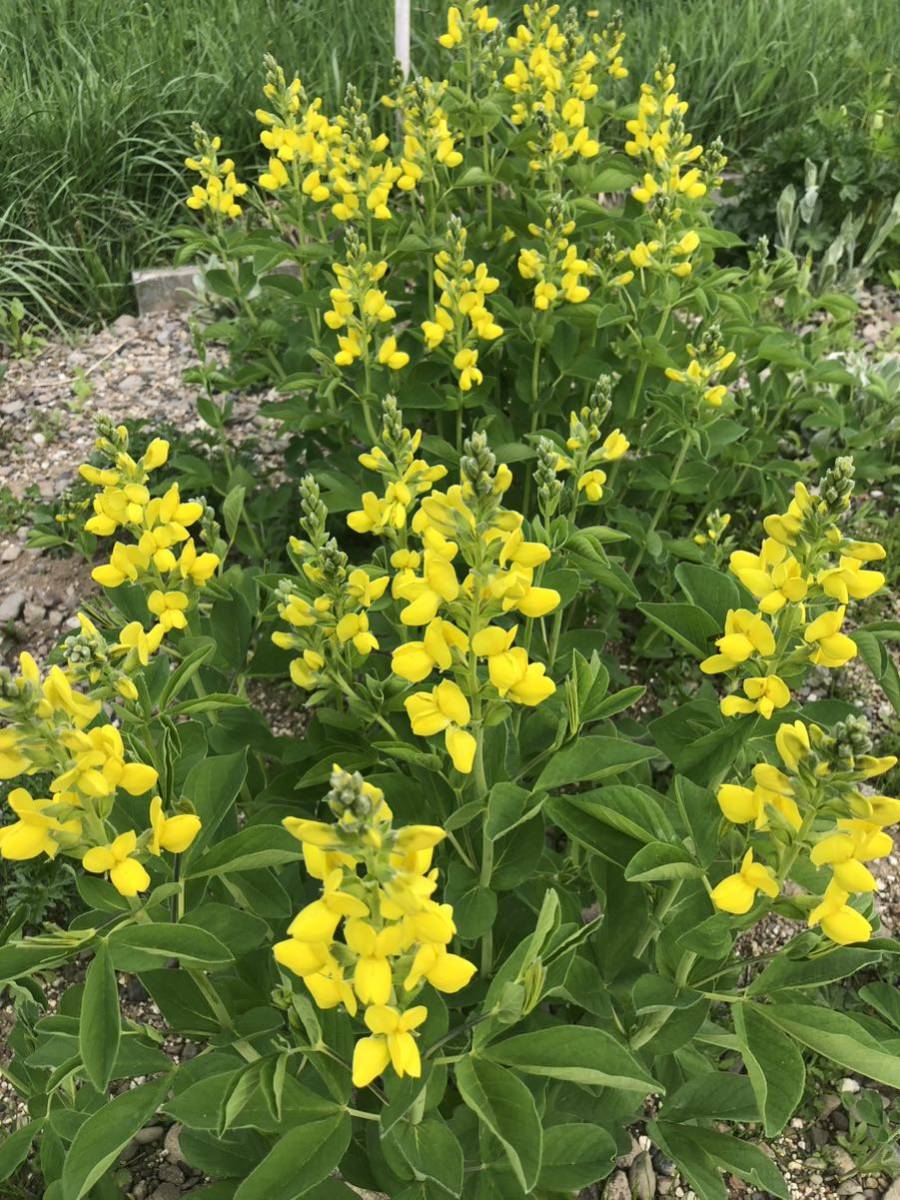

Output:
xmin=346 ymin=569 xmax=389 ymax=608
xmin=147 ymin=590 xmax=190 ymax=632
xmin=774 ymin=720 xmax=810 ymax=773
xmin=404 ymin=680 xmax=476 ymax=773
xmin=391 ymin=619 xmax=469 ymax=683
xmin=83 ymin=831 xmax=150 ymax=897
xmin=577 ymin=468 xmax=607 ymax=502
xmin=403 ymin=943 xmax=477 ymax=993
xmin=0 ymin=789 xmax=80 ymax=861
xmin=720 ymin=674 xmax=790 ymax=720
xmin=0 ymin=731 xmax=29 ymax=780
xmin=487 ymin=646 xmax=556 ymax=706
xmin=804 ymin=607 xmax=857 ymax=668
xmin=710 ymin=849 xmax=779 ymax=915
xmin=729 ymin=538 xmax=809 ymax=613
xmin=352 ymin=1004 xmax=428 ymax=1087
xmin=344 ymin=918 xmax=406 ymax=1005
xmin=178 ymin=539 xmax=219 ymax=585
xmin=117 ymin=621 xmax=165 ymax=666
xmin=53 ymin=725 xmax=158 ymax=802
xmin=819 ymin=556 xmax=885 ymax=604
xmin=763 ymin=482 xmax=815 ymax=546
xmin=148 ymin=796 xmax=201 ymax=856
xmin=377 ymin=336 xmax=410 ymax=370
xmin=808 ymin=881 xmax=872 ymax=945
xmin=335 ymin=611 xmax=379 ymax=655
xmin=700 ymin=609 xmax=775 ymax=674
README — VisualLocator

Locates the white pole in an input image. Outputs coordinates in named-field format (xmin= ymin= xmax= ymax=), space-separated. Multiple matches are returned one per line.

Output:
xmin=394 ymin=0 xmax=411 ymax=77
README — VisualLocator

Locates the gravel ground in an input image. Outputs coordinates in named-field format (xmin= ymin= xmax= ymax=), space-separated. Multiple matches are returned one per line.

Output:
xmin=1 ymin=291 xmax=899 ymax=1198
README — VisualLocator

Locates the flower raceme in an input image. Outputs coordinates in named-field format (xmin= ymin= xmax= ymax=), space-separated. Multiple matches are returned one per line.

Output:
xmin=712 ymin=717 xmax=897 ymax=944
xmin=78 ymin=422 xmax=219 ymax=672
xmin=702 ymin=461 xmax=885 ymax=722
xmin=0 ymin=654 xmax=200 ymax=894
xmin=184 ymin=126 xmax=247 ymax=220
xmin=325 ymin=234 xmax=410 ymax=372
xmin=422 ymin=219 xmax=503 ymax=392
xmin=274 ymin=766 xmax=476 ymax=1088
xmin=276 ymin=401 xmax=559 ymax=774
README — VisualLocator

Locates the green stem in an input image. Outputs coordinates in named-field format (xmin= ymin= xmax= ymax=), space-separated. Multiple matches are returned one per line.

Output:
xmin=630 ymin=950 xmax=697 ymax=1051
xmin=628 ymin=427 xmax=692 ymax=580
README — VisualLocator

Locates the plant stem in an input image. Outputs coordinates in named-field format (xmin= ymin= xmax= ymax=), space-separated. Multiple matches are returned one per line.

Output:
xmin=628 ymin=427 xmax=692 ymax=580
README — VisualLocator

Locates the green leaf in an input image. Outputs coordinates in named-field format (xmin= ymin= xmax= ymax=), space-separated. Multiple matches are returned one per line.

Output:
xmin=455 ymin=1058 xmax=542 ymax=1193
xmin=223 ymin=485 xmax=247 ymax=541
xmin=535 ymin=736 xmax=655 ymax=790
xmin=668 ymin=1124 xmax=789 ymax=1199
xmin=570 ymin=785 xmax=675 ymax=845
xmin=747 ymin=947 xmax=882 ymax=995
xmin=545 ymin=795 xmax=641 ymax=868
xmin=188 ymin=825 xmax=302 ymax=878
xmin=766 ymin=1002 xmax=900 ymax=1089
xmin=182 ymin=750 xmax=249 ymax=856
xmin=859 ymin=982 xmax=900 ymax=1031
xmin=79 ymin=941 xmax=120 ymax=1093
xmin=0 ymin=939 xmax=77 ymax=984
xmin=61 ymin=1076 xmax=170 ymax=1200
xmin=648 ymin=1118 xmax=725 ymax=1200
xmin=734 ymin=1003 xmax=805 ymax=1136
xmin=0 ymin=1119 xmax=40 ymax=1182
xmin=233 ymin=1113 xmax=351 ymax=1200
xmin=637 ymin=602 xmax=719 ymax=658
xmin=537 ymin=1123 xmax=616 ymax=1192
xmin=674 ymin=563 xmax=741 ymax=625
xmin=485 ymin=783 xmax=545 ymax=842
xmin=393 ymin=1118 xmax=464 ymax=1197
xmin=107 ymin=923 xmax=233 ymax=972
xmin=159 ymin=640 xmax=216 ymax=707
xmin=625 ymin=842 xmax=701 ymax=882
xmin=483 ymin=1025 xmax=658 ymax=1093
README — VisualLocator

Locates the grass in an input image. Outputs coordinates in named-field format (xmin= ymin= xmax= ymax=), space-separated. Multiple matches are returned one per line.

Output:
xmin=1 ymin=0 xmax=897 ymax=329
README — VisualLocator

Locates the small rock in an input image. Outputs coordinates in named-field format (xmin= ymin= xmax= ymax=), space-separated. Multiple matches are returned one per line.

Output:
xmin=163 ymin=1123 xmax=184 ymax=1165
xmin=840 ymin=1077 xmax=861 ymax=1094
xmin=157 ymin=1163 xmax=184 ymax=1185
xmin=602 ymin=1169 xmax=631 ymax=1200
xmin=883 ymin=1179 xmax=900 ymax=1200
xmin=111 ymin=314 xmax=139 ymax=335
xmin=657 ymin=1181 xmax=673 ymax=1197
xmin=810 ymin=1125 xmax=829 ymax=1149
xmin=1 ymin=544 xmax=21 ymax=562
xmin=133 ymin=1124 xmax=165 ymax=1145
xmin=23 ymin=601 xmax=45 ymax=624
xmin=629 ymin=1150 xmax=655 ymax=1199
xmin=830 ymin=1147 xmax=857 ymax=1176
xmin=836 ymin=1183 xmax=862 ymax=1198
xmin=0 ymin=590 xmax=26 ymax=622
xmin=150 ymin=1186 xmax=181 ymax=1200
xmin=118 ymin=373 xmax=143 ymax=394
xmin=131 ymin=1184 xmax=148 ymax=1200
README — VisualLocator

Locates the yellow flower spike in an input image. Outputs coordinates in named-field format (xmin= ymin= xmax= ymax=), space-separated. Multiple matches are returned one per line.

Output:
xmin=710 ymin=848 xmax=779 ymax=915
xmin=720 ymin=674 xmax=790 ymax=720
xmin=83 ymin=831 xmax=151 ymax=897
xmin=808 ymin=880 xmax=872 ymax=945
xmin=700 ymin=608 xmax=775 ymax=674
xmin=148 ymin=796 xmax=201 ymax=857
xmin=804 ymin=607 xmax=857 ymax=668
xmin=352 ymin=1005 xmax=428 ymax=1087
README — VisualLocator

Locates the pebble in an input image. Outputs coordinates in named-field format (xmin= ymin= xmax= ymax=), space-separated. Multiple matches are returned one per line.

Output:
xmin=22 ymin=601 xmax=45 ymax=624
xmin=602 ymin=1169 xmax=631 ymax=1200
xmin=163 ymin=1123 xmax=184 ymax=1165
xmin=133 ymin=1125 xmax=165 ymax=1146
xmin=0 ymin=590 xmax=26 ymax=622
xmin=1 ymin=544 xmax=21 ymax=562
xmin=118 ymin=373 xmax=144 ymax=393
xmin=149 ymin=1186 xmax=181 ymax=1200
xmin=884 ymin=1180 xmax=900 ymax=1200
xmin=629 ymin=1150 xmax=656 ymax=1199
xmin=157 ymin=1163 xmax=184 ymax=1185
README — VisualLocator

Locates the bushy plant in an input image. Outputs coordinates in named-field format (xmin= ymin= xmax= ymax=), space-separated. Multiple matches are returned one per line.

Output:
xmin=1 ymin=5 xmax=899 ymax=1199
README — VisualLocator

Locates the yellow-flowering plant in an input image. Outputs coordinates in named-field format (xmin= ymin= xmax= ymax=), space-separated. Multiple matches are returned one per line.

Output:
xmin=2 ymin=3 xmax=900 ymax=1197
